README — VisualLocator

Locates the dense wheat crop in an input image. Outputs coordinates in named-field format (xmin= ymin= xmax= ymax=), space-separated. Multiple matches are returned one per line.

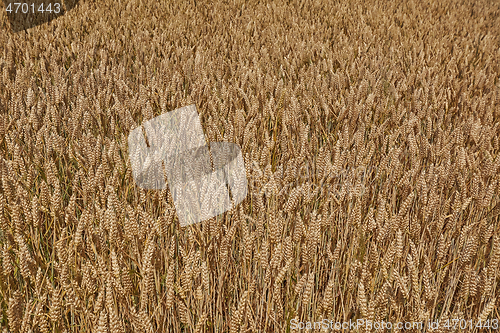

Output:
xmin=0 ymin=0 xmax=500 ymax=331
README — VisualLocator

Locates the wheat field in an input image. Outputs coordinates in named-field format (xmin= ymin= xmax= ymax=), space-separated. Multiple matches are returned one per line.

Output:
xmin=0 ymin=0 xmax=500 ymax=332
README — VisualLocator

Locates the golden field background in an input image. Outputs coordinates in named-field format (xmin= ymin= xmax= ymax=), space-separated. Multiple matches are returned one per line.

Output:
xmin=1 ymin=0 xmax=500 ymax=331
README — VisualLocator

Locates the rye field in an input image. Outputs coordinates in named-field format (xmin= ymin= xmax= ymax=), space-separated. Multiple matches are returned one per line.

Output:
xmin=0 ymin=0 xmax=500 ymax=331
